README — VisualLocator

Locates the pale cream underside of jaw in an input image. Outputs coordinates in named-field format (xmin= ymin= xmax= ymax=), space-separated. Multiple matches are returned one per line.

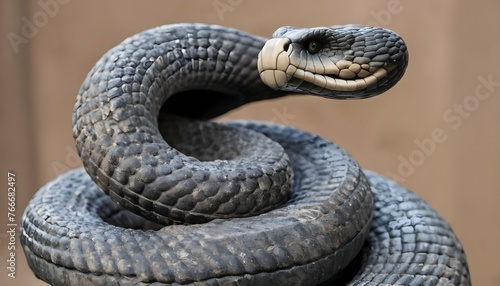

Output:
xmin=258 ymin=38 xmax=388 ymax=93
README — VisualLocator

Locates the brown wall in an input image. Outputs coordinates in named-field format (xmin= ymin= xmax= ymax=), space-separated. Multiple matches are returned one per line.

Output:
xmin=1 ymin=1 xmax=499 ymax=285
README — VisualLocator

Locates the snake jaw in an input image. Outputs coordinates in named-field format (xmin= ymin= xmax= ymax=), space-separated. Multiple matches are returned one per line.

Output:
xmin=258 ymin=26 xmax=409 ymax=99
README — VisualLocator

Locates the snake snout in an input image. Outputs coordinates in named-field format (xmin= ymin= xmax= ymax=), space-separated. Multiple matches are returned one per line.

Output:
xmin=258 ymin=38 xmax=292 ymax=89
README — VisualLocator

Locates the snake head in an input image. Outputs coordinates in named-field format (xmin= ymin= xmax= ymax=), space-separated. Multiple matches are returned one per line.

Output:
xmin=258 ymin=25 xmax=409 ymax=99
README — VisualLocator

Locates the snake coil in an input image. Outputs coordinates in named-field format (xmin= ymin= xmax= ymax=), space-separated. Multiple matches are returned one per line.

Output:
xmin=20 ymin=23 xmax=470 ymax=285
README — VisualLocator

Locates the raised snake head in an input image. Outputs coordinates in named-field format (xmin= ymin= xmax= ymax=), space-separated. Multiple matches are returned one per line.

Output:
xmin=258 ymin=25 xmax=409 ymax=99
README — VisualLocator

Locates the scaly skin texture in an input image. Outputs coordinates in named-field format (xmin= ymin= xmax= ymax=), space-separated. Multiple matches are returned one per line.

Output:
xmin=21 ymin=123 xmax=373 ymax=285
xmin=20 ymin=23 xmax=469 ymax=285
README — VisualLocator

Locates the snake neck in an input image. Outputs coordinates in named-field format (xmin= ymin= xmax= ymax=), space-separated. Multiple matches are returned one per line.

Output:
xmin=156 ymin=49 xmax=289 ymax=119
xmin=81 ymin=23 xmax=288 ymax=121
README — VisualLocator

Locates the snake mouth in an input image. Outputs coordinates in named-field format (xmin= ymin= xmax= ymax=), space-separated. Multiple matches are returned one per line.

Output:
xmin=281 ymin=64 xmax=388 ymax=94
xmin=259 ymin=67 xmax=387 ymax=97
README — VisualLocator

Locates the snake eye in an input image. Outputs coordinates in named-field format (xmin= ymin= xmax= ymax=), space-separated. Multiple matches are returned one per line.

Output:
xmin=306 ymin=40 xmax=322 ymax=54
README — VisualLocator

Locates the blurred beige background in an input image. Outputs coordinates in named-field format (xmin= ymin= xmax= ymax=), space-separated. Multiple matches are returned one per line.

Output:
xmin=1 ymin=1 xmax=499 ymax=285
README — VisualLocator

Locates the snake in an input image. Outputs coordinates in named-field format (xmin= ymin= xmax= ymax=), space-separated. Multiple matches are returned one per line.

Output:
xmin=20 ymin=23 xmax=470 ymax=285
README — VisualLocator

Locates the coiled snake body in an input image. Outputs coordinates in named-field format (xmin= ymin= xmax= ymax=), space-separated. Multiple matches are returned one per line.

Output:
xmin=20 ymin=23 xmax=470 ymax=285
